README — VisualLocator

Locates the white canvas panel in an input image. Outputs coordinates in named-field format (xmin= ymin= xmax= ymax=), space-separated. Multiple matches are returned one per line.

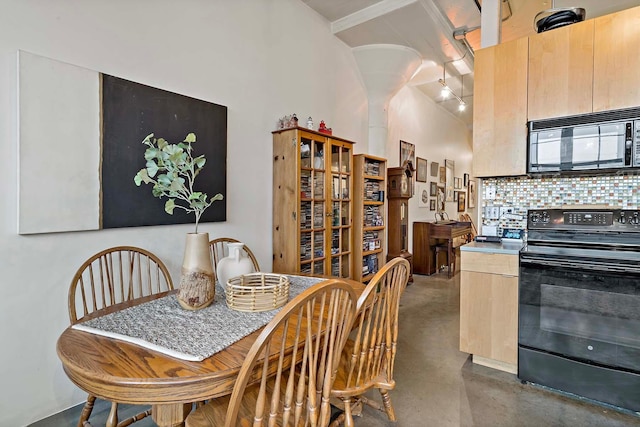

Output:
xmin=17 ymin=51 xmax=100 ymax=234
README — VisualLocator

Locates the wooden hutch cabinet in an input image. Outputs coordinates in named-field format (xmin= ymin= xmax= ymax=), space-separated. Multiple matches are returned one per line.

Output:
xmin=386 ymin=165 xmax=413 ymax=281
xmin=272 ymin=127 xmax=354 ymax=278
xmin=352 ymin=154 xmax=387 ymax=282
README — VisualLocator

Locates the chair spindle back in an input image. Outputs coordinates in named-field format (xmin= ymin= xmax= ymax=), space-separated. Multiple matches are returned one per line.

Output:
xmin=342 ymin=257 xmax=410 ymax=389
xmin=224 ymin=280 xmax=357 ymax=427
xmin=68 ymin=246 xmax=173 ymax=323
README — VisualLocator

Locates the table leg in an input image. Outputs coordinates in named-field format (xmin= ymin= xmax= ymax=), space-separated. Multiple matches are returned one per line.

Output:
xmin=106 ymin=402 xmax=118 ymax=427
xmin=447 ymin=240 xmax=453 ymax=278
xmin=152 ymin=403 xmax=192 ymax=427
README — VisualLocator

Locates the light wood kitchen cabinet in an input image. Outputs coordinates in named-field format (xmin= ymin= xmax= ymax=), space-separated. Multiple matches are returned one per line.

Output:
xmin=593 ymin=5 xmax=640 ymax=112
xmin=460 ymin=250 xmax=518 ymax=373
xmin=272 ymin=127 xmax=354 ymax=278
xmin=528 ymin=19 xmax=594 ymax=121
xmin=473 ymin=37 xmax=529 ymax=178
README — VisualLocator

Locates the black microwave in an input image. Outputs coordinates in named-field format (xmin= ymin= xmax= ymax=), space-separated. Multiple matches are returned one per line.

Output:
xmin=528 ymin=108 xmax=640 ymax=174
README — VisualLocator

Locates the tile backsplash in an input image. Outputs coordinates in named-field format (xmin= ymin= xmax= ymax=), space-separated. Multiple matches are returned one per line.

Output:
xmin=481 ymin=174 xmax=640 ymax=235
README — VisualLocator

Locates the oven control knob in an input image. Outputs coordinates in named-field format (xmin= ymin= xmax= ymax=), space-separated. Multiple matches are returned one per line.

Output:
xmin=530 ymin=213 xmax=539 ymax=223
xmin=619 ymin=215 xmax=627 ymax=224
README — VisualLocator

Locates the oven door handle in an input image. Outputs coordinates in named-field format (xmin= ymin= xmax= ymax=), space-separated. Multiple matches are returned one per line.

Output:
xmin=520 ymin=256 xmax=640 ymax=274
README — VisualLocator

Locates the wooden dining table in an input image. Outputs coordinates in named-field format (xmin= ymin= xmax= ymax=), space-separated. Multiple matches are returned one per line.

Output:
xmin=57 ymin=279 xmax=365 ymax=427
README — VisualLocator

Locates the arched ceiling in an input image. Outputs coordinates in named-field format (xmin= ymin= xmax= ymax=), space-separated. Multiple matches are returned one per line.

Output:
xmin=301 ymin=0 xmax=640 ymax=129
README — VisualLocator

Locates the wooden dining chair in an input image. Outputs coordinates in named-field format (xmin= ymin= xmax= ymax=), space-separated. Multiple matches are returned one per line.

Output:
xmin=209 ymin=237 xmax=260 ymax=274
xmin=329 ymin=257 xmax=411 ymax=427
xmin=459 ymin=213 xmax=478 ymax=240
xmin=68 ymin=246 xmax=174 ymax=427
xmin=185 ymin=279 xmax=358 ymax=427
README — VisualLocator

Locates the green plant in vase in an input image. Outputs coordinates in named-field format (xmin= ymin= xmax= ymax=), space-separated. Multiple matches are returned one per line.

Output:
xmin=134 ymin=132 xmax=223 ymax=310
xmin=134 ymin=132 xmax=223 ymax=233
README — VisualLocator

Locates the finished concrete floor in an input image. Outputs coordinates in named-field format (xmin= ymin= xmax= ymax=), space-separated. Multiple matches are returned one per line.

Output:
xmin=33 ymin=271 xmax=640 ymax=426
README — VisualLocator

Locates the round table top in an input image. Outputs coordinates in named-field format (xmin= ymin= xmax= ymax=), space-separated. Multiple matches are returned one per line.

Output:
xmin=57 ymin=278 xmax=366 ymax=405
xmin=57 ymin=291 xmax=260 ymax=404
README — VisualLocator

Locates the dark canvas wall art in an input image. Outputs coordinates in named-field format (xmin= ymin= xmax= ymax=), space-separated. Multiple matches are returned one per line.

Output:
xmin=101 ymin=75 xmax=227 ymax=229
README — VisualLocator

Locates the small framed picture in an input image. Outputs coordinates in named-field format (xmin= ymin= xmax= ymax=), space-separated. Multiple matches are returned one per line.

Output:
xmin=430 ymin=181 xmax=438 ymax=196
xmin=430 ymin=199 xmax=436 ymax=210
xmin=468 ymin=179 xmax=476 ymax=208
xmin=418 ymin=186 xmax=429 ymax=208
xmin=430 ymin=161 xmax=439 ymax=177
xmin=439 ymin=166 xmax=446 ymax=184
xmin=416 ymin=157 xmax=428 ymax=182
xmin=463 ymin=173 xmax=470 ymax=187
xmin=454 ymin=177 xmax=461 ymax=189
xmin=445 ymin=159 xmax=454 ymax=202
xmin=400 ymin=140 xmax=415 ymax=168
xmin=454 ymin=191 xmax=459 ymax=202
xmin=437 ymin=186 xmax=445 ymax=211
xmin=458 ymin=192 xmax=466 ymax=212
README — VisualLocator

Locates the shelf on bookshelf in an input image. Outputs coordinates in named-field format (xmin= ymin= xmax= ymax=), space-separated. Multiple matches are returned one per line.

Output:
xmin=363 ymin=249 xmax=382 ymax=256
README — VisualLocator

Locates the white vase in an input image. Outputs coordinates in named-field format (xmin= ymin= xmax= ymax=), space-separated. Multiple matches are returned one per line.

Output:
xmin=177 ymin=232 xmax=215 ymax=310
xmin=216 ymin=242 xmax=255 ymax=286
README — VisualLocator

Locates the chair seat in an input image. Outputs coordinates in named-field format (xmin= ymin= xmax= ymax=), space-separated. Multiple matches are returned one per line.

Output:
xmin=331 ymin=339 xmax=395 ymax=398
xmin=186 ymin=281 xmax=357 ymax=427
xmin=186 ymin=377 xmax=305 ymax=427
xmin=327 ymin=258 xmax=409 ymax=426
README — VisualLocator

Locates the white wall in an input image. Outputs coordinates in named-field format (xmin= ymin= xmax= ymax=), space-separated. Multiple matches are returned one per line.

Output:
xmin=387 ymin=86 xmax=474 ymax=250
xmin=0 ymin=1 xmax=367 ymax=425
xmin=0 ymin=2 xmax=472 ymax=424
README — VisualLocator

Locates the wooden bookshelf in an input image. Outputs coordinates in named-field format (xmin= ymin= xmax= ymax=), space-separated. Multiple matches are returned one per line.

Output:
xmin=272 ymin=127 xmax=354 ymax=279
xmin=352 ymin=154 xmax=387 ymax=282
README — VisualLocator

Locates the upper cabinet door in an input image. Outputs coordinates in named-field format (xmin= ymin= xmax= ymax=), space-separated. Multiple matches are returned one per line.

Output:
xmin=593 ymin=6 xmax=640 ymax=112
xmin=473 ymin=37 xmax=529 ymax=178
xmin=528 ymin=20 xmax=594 ymax=121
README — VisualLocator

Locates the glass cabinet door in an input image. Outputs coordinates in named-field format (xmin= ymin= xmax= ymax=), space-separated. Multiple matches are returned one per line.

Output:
xmin=299 ymin=134 xmax=326 ymax=275
xmin=328 ymin=141 xmax=352 ymax=278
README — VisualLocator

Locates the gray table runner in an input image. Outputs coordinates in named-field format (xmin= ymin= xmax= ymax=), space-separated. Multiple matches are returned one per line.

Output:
xmin=72 ymin=275 xmax=324 ymax=361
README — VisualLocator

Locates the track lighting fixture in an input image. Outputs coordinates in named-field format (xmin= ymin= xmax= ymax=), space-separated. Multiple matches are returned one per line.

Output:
xmin=458 ymin=75 xmax=466 ymax=111
xmin=438 ymin=62 xmax=466 ymax=113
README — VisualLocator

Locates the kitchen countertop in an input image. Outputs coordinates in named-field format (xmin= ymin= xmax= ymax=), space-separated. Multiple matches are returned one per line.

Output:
xmin=460 ymin=240 xmax=523 ymax=255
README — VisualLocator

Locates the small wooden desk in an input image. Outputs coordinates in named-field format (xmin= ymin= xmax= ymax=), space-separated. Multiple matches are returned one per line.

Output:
xmin=413 ymin=221 xmax=472 ymax=276
xmin=57 ymin=280 xmax=365 ymax=427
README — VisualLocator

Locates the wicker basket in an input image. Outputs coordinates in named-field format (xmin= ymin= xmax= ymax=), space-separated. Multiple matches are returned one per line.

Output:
xmin=226 ymin=273 xmax=290 ymax=312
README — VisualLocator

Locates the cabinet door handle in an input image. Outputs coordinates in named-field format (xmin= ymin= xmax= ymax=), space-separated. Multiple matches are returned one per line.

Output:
xmin=292 ymin=211 xmax=296 ymax=221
